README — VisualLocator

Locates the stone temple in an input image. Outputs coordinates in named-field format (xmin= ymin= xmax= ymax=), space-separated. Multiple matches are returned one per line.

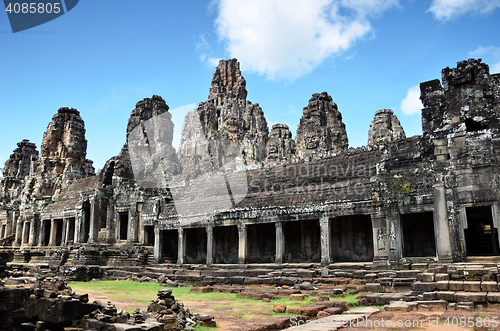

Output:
xmin=1 ymin=58 xmax=500 ymax=277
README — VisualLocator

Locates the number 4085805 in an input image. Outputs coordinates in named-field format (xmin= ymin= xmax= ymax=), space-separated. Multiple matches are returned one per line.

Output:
xmin=5 ymin=2 xmax=61 ymax=14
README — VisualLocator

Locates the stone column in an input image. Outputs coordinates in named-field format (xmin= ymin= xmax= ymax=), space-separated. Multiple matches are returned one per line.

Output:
xmin=238 ymin=223 xmax=247 ymax=264
xmin=371 ymin=212 xmax=389 ymax=267
xmin=275 ymin=222 xmax=284 ymax=264
xmin=130 ymin=210 xmax=139 ymax=243
xmin=49 ymin=218 xmax=56 ymax=246
xmin=386 ymin=208 xmax=403 ymax=264
xmin=38 ymin=220 xmax=46 ymax=247
xmin=177 ymin=228 xmax=184 ymax=265
xmin=433 ymin=183 xmax=452 ymax=261
xmin=89 ymin=198 xmax=99 ymax=243
xmin=137 ymin=202 xmax=143 ymax=244
xmin=62 ymin=219 xmax=68 ymax=246
xmin=491 ymin=205 xmax=500 ymax=250
xmin=74 ymin=211 xmax=82 ymax=243
xmin=206 ymin=226 xmax=214 ymax=266
xmin=14 ymin=218 xmax=23 ymax=247
xmin=106 ymin=203 xmax=115 ymax=243
xmin=28 ymin=220 xmax=36 ymax=246
xmin=153 ymin=227 xmax=162 ymax=263
xmin=320 ymin=216 xmax=331 ymax=265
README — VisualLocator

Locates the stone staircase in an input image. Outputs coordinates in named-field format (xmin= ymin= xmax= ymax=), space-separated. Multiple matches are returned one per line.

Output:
xmin=365 ymin=263 xmax=500 ymax=309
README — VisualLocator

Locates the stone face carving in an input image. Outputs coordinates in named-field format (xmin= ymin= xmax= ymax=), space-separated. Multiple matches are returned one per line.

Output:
xmin=368 ymin=109 xmax=406 ymax=146
xmin=37 ymin=107 xmax=94 ymax=177
xmin=179 ymin=59 xmax=269 ymax=177
xmin=295 ymin=92 xmax=348 ymax=160
xmin=107 ymin=95 xmax=182 ymax=184
xmin=265 ymin=124 xmax=296 ymax=164
xmin=420 ymin=58 xmax=500 ymax=137
xmin=2 ymin=140 xmax=38 ymax=179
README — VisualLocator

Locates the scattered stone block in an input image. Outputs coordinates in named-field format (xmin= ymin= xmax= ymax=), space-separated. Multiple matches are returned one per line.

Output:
xmin=273 ymin=304 xmax=286 ymax=313
xmin=290 ymin=294 xmax=305 ymax=300
xmin=417 ymin=273 xmax=435 ymax=282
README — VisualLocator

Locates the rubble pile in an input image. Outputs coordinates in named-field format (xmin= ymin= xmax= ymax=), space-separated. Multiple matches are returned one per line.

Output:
xmin=148 ymin=288 xmax=216 ymax=330
xmin=0 ymin=282 xmax=30 ymax=331
xmin=24 ymin=277 xmax=98 ymax=329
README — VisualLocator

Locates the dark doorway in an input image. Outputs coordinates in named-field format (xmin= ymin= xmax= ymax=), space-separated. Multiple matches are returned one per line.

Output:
xmin=83 ymin=201 xmax=91 ymax=243
xmin=100 ymin=200 xmax=108 ymax=229
xmin=214 ymin=226 xmax=238 ymax=264
xmin=331 ymin=215 xmax=374 ymax=262
xmin=145 ymin=226 xmax=154 ymax=246
xmin=465 ymin=206 xmax=499 ymax=256
xmin=118 ymin=212 xmax=129 ymax=240
xmin=55 ymin=219 xmax=63 ymax=246
xmin=247 ymin=223 xmax=276 ymax=263
xmin=401 ymin=212 xmax=436 ymax=257
xmin=67 ymin=218 xmax=75 ymax=244
xmin=23 ymin=222 xmax=30 ymax=244
xmin=42 ymin=220 xmax=51 ymax=246
xmin=185 ymin=228 xmax=207 ymax=264
xmin=161 ymin=229 xmax=178 ymax=263
xmin=284 ymin=220 xmax=321 ymax=263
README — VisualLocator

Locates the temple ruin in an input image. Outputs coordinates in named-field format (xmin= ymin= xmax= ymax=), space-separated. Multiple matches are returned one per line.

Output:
xmin=1 ymin=58 xmax=500 ymax=276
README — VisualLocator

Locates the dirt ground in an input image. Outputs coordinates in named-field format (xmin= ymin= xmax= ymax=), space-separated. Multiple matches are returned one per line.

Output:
xmin=84 ymin=289 xmax=500 ymax=331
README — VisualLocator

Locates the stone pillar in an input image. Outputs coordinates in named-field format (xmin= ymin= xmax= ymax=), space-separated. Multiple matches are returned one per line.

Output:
xmin=49 ymin=219 xmax=56 ymax=246
xmin=320 ymin=215 xmax=331 ymax=265
xmin=387 ymin=208 xmax=403 ymax=264
xmin=130 ymin=210 xmax=139 ymax=243
xmin=106 ymin=203 xmax=115 ymax=243
xmin=154 ymin=227 xmax=162 ymax=263
xmin=29 ymin=219 xmax=36 ymax=246
xmin=74 ymin=210 xmax=82 ymax=244
xmin=433 ymin=183 xmax=452 ymax=261
xmin=14 ymin=218 xmax=23 ymax=247
xmin=137 ymin=202 xmax=143 ymax=243
xmin=238 ymin=223 xmax=247 ymax=264
xmin=177 ymin=228 xmax=184 ymax=265
xmin=38 ymin=220 xmax=46 ymax=247
xmin=62 ymin=218 xmax=68 ymax=246
xmin=492 ymin=205 xmax=500 ymax=250
xmin=275 ymin=222 xmax=284 ymax=264
xmin=371 ymin=212 xmax=389 ymax=267
xmin=89 ymin=198 xmax=99 ymax=243
xmin=206 ymin=226 xmax=214 ymax=266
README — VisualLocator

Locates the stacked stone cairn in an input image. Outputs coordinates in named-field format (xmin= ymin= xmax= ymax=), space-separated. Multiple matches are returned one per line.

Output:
xmin=148 ymin=288 xmax=216 ymax=330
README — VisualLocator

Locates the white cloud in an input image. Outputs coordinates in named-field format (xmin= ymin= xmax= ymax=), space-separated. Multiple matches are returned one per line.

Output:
xmin=469 ymin=46 xmax=500 ymax=74
xmin=400 ymin=85 xmax=423 ymax=116
xmin=212 ymin=0 xmax=398 ymax=80
xmin=428 ymin=0 xmax=500 ymax=21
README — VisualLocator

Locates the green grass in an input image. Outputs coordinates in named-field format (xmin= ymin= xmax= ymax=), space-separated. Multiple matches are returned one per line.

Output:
xmin=68 ymin=281 xmax=367 ymax=318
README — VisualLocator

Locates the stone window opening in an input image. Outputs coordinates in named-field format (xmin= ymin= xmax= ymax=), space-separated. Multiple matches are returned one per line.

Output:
xmin=465 ymin=118 xmax=488 ymax=132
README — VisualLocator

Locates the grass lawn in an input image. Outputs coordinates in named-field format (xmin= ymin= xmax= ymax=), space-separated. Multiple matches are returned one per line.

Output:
xmin=68 ymin=280 xmax=365 ymax=328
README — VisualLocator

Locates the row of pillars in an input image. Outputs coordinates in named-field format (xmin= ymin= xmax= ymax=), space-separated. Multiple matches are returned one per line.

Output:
xmin=152 ymin=185 xmax=455 ymax=265
xmin=153 ymin=217 xmax=333 ymax=264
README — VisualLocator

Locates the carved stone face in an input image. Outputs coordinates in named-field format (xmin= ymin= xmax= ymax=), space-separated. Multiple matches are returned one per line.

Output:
xmin=268 ymin=143 xmax=278 ymax=154
xmin=305 ymin=133 xmax=320 ymax=149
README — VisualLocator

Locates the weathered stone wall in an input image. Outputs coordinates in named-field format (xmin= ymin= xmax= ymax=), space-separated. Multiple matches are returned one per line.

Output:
xmin=1 ymin=58 xmax=500 ymax=271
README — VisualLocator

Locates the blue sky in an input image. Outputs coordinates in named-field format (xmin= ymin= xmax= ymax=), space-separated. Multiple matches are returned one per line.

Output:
xmin=1 ymin=0 xmax=500 ymax=172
